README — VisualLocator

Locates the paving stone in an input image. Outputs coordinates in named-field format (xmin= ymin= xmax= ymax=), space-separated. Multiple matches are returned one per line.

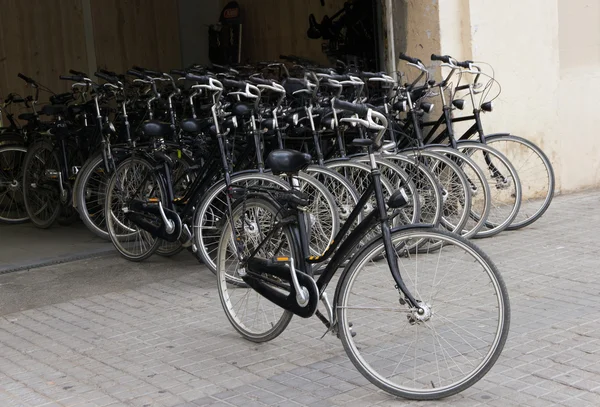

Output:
xmin=0 ymin=191 xmax=600 ymax=406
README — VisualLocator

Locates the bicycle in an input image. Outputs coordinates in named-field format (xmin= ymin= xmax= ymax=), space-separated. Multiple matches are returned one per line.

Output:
xmin=216 ymin=100 xmax=510 ymax=400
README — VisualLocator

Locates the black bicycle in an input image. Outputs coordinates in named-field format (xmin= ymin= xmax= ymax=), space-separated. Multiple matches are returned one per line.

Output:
xmin=216 ymin=100 xmax=510 ymax=400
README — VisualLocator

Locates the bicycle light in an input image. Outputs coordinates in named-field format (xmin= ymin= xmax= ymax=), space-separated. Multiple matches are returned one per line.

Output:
xmin=452 ymin=99 xmax=465 ymax=110
xmin=481 ymin=101 xmax=493 ymax=112
xmin=393 ymin=99 xmax=408 ymax=112
xmin=420 ymin=102 xmax=434 ymax=114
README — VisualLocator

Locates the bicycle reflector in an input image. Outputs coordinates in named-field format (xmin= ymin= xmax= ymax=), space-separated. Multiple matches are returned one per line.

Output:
xmin=481 ymin=101 xmax=493 ymax=112
xmin=452 ymin=99 xmax=465 ymax=110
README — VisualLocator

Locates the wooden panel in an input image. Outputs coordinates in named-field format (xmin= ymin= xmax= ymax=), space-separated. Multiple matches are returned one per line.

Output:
xmin=0 ymin=0 xmax=87 ymax=104
xmin=91 ymin=0 xmax=181 ymax=73
xmin=220 ymin=0 xmax=347 ymax=65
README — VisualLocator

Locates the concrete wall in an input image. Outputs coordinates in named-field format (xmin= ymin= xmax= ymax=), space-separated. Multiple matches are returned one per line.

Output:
xmin=405 ymin=0 xmax=600 ymax=194
xmin=178 ymin=0 xmax=220 ymax=67
xmin=556 ymin=0 xmax=600 ymax=191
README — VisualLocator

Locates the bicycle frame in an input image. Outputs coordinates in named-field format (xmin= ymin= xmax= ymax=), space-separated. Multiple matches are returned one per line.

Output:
xmin=241 ymin=148 xmax=424 ymax=317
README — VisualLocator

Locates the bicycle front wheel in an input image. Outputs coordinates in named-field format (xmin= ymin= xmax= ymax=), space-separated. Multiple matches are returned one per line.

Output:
xmin=336 ymin=227 xmax=510 ymax=400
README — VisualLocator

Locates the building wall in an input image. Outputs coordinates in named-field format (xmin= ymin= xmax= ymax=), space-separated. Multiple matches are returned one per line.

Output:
xmin=403 ymin=0 xmax=600 ymax=194
xmin=0 ymin=0 xmax=181 ymax=107
xmin=178 ymin=0 xmax=220 ymax=67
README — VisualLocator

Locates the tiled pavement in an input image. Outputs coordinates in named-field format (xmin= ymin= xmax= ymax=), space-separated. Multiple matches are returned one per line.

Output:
xmin=0 ymin=190 xmax=600 ymax=406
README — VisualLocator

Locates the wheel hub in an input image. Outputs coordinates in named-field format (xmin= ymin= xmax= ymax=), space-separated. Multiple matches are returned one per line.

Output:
xmin=407 ymin=302 xmax=432 ymax=324
xmin=340 ymin=205 xmax=352 ymax=220
xmin=244 ymin=221 xmax=259 ymax=236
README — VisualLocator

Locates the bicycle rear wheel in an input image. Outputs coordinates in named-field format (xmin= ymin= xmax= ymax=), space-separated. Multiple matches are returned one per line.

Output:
xmin=336 ymin=227 xmax=510 ymax=400
xmin=485 ymin=134 xmax=554 ymax=229
xmin=458 ymin=142 xmax=521 ymax=237
xmin=22 ymin=140 xmax=61 ymax=228
xmin=216 ymin=197 xmax=294 ymax=342
xmin=0 ymin=145 xmax=28 ymax=223
xmin=105 ymin=157 xmax=164 ymax=261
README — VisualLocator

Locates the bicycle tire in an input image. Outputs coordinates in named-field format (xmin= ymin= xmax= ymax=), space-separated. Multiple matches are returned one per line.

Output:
xmin=216 ymin=196 xmax=295 ymax=342
xmin=336 ymin=227 xmax=510 ymax=400
xmin=105 ymin=157 xmax=164 ymax=261
xmin=22 ymin=140 xmax=61 ymax=228
xmin=0 ymin=145 xmax=29 ymax=224
xmin=485 ymin=134 xmax=554 ymax=229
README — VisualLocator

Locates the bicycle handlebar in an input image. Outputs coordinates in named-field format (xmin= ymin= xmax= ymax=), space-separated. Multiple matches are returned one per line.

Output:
xmin=333 ymin=99 xmax=369 ymax=116
xmin=133 ymin=66 xmax=162 ymax=77
xmin=431 ymin=54 xmax=451 ymax=63
xmin=126 ymin=70 xmax=145 ymax=79
xmin=59 ymin=74 xmax=86 ymax=82
xmin=18 ymin=73 xmax=36 ymax=86
xmin=186 ymin=73 xmax=212 ymax=84
xmin=222 ymin=79 xmax=247 ymax=90
xmin=398 ymin=53 xmax=421 ymax=65
xmin=69 ymin=69 xmax=88 ymax=77
xmin=95 ymin=71 xmax=118 ymax=84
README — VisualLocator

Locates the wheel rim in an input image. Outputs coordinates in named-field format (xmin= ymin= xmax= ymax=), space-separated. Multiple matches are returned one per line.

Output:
xmin=24 ymin=145 xmax=60 ymax=225
xmin=217 ymin=199 xmax=293 ymax=340
xmin=338 ymin=230 xmax=508 ymax=397
xmin=106 ymin=159 xmax=162 ymax=258
xmin=486 ymin=137 xmax=553 ymax=228
xmin=0 ymin=147 xmax=28 ymax=222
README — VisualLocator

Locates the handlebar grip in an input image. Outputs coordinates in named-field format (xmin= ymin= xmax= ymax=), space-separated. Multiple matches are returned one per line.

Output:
xmin=185 ymin=73 xmax=211 ymax=84
xmin=132 ymin=66 xmax=161 ymax=77
xmin=126 ymin=70 xmax=145 ymax=79
xmin=18 ymin=73 xmax=34 ymax=84
xmin=249 ymin=76 xmax=274 ymax=86
xmin=398 ymin=53 xmax=421 ymax=65
xmin=222 ymin=79 xmax=247 ymax=89
xmin=431 ymin=54 xmax=451 ymax=63
xmin=69 ymin=69 xmax=88 ymax=77
xmin=333 ymin=99 xmax=369 ymax=116
xmin=94 ymin=71 xmax=117 ymax=84
xmin=170 ymin=69 xmax=187 ymax=76
xmin=100 ymin=68 xmax=119 ymax=77
xmin=59 ymin=75 xmax=85 ymax=82
xmin=145 ymin=69 xmax=163 ymax=77
xmin=456 ymin=60 xmax=473 ymax=68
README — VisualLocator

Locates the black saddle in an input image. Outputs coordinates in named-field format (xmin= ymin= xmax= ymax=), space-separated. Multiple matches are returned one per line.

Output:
xmin=266 ymin=149 xmax=311 ymax=174
xmin=140 ymin=120 xmax=172 ymax=138
xmin=232 ymin=102 xmax=254 ymax=118
xmin=180 ymin=118 xmax=207 ymax=134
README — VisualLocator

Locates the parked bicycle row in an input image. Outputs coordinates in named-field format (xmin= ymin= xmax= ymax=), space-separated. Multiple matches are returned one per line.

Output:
xmin=0 ymin=53 xmax=554 ymax=241
xmin=0 ymin=52 xmax=554 ymax=400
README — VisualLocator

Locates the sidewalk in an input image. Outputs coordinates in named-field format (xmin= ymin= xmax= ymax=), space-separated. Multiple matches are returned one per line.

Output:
xmin=0 ymin=190 xmax=599 ymax=406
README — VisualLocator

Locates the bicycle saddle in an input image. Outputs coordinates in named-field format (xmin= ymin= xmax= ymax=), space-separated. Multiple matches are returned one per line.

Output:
xmin=266 ymin=149 xmax=311 ymax=174
xmin=140 ymin=120 xmax=172 ymax=138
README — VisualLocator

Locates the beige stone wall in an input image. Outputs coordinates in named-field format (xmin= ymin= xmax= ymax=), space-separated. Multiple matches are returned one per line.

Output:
xmin=399 ymin=0 xmax=600 ymax=194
